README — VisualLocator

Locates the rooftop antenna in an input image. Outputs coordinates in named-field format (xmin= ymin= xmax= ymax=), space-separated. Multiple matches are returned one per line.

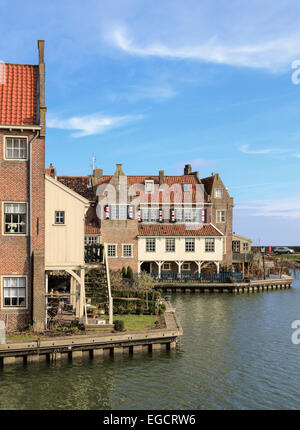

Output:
xmin=90 ymin=154 xmax=96 ymax=171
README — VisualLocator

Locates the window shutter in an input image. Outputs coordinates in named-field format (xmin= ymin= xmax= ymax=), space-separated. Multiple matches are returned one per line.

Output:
xmin=128 ymin=205 xmax=134 ymax=220
xmin=170 ymin=209 xmax=176 ymax=223
xmin=138 ymin=209 xmax=142 ymax=223
xmin=201 ymin=209 xmax=207 ymax=223
xmin=158 ymin=208 xmax=163 ymax=223
xmin=104 ymin=205 xmax=110 ymax=219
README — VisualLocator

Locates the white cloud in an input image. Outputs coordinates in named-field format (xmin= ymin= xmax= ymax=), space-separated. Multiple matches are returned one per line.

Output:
xmin=111 ymin=27 xmax=300 ymax=72
xmin=108 ymin=84 xmax=176 ymax=103
xmin=238 ymin=144 xmax=293 ymax=155
xmin=236 ymin=197 xmax=300 ymax=219
xmin=47 ymin=112 xmax=144 ymax=137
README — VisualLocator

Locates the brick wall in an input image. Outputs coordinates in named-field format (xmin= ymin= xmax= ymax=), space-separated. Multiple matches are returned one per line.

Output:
xmin=0 ymin=130 xmax=45 ymax=331
xmin=101 ymin=219 xmax=139 ymax=273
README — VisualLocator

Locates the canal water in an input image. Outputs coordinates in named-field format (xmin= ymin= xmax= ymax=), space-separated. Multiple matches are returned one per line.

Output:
xmin=1 ymin=272 xmax=300 ymax=410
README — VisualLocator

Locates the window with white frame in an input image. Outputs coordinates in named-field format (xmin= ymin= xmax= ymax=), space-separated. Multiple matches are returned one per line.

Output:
xmin=141 ymin=208 xmax=159 ymax=222
xmin=55 ymin=211 xmax=65 ymax=224
xmin=5 ymin=137 xmax=27 ymax=160
xmin=110 ymin=205 xmax=127 ymax=220
xmin=215 ymin=188 xmax=223 ymax=198
xmin=107 ymin=244 xmax=117 ymax=257
xmin=182 ymin=262 xmax=191 ymax=271
xmin=146 ymin=238 xmax=156 ymax=252
xmin=3 ymin=277 xmax=26 ymax=307
xmin=185 ymin=238 xmax=195 ymax=252
xmin=165 ymin=238 xmax=175 ymax=252
xmin=175 ymin=208 xmax=200 ymax=223
xmin=162 ymin=263 xmax=171 ymax=271
xmin=145 ymin=180 xmax=154 ymax=194
xmin=182 ymin=183 xmax=190 ymax=192
xmin=85 ymin=235 xmax=100 ymax=245
xmin=205 ymin=238 xmax=215 ymax=252
xmin=123 ymin=244 xmax=133 ymax=257
xmin=4 ymin=203 xmax=27 ymax=234
xmin=216 ymin=210 xmax=226 ymax=223
xmin=232 ymin=241 xmax=240 ymax=252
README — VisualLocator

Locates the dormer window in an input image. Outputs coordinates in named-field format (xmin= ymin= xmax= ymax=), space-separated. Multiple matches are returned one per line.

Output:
xmin=145 ymin=180 xmax=154 ymax=194
xmin=215 ymin=188 xmax=222 ymax=198
xmin=183 ymin=183 xmax=190 ymax=192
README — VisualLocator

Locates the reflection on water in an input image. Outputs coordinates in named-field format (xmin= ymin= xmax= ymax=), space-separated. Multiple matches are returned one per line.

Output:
xmin=1 ymin=272 xmax=300 ymax=410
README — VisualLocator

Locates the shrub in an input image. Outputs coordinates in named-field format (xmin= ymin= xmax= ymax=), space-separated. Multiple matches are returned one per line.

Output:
xmin=226 ymin=276 xmax=236 ymax=284
xmin=127 ymin=266 xmax=134 ymax=279
xmin=114 ymin=320 xmax=125 ymax=332
xmin=121 ymin=266 xmax=127 ymax=278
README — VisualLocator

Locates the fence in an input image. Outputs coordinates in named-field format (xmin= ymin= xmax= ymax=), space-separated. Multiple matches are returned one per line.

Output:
xmin=150 ymin=272 xmax=242 ymax=283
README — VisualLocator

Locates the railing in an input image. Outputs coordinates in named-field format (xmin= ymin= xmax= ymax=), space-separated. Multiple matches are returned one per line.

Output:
xmin=149 ymin=272 xmax=243 ymax=283
xmin=232 ymin=253 xmax=254 ymax=262
xmin=84 ymin=244 xmax=104 ymax=263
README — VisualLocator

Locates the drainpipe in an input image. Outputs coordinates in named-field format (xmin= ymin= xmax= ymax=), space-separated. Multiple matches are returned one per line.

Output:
xmin=28 ymin=130 xmax=40 ymax=323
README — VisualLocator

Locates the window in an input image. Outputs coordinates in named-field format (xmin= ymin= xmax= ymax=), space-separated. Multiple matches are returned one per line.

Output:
xmin=216 ymin=210 xmax=226 ymax=223
xmin=162 ymin=263 xmax=171 ymax=271
xmin=182 ymin=263 xmax=191 ymax=271
xmin=123 ymin=244 xmax=133 ymax=257
xmin=146 ymin=238 xmax=156 ymax=252
xmin=166 ymin=238 xmax=175 ymax=252
xmin=215 ymin=188 xmax=222 ymax=198
xmin=85 ymin=235 xmax=100 ymax=245
xmin=5 ymin=137 xmax=27 ymax=160
xmin=185 ymin=238 xmax=195 ymax=252
xmin=182 ymin=183 xmax=190 ymax=192
xmin=205 ymin=238 xmax=215 ymax=252
xmin=3 ymin=277 xmax=26 ymax=307
xmin=55 ymin=211 xmax=65 ymax=224
xmin=175 ymin=209 xmax=201 ymax=223
xmin=4 ymin=203 xmax=27 ymax=234
xmin=107 ymin=244 xmax=116 ymax=257
xmin=110 ymin=205 xmax=127 ymax=220
xmin=145 ymin=180 xmax=154 ymax=194
xmin=232 ymin=241 xmax=240 ymax=252
xmin=243 ymin=242 xmax=249 ymax=252
xmin=141 ymin=208 xmax=159 ymax=222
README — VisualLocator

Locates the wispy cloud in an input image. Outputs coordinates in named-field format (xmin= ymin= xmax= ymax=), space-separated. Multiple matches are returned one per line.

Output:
xmin=238 ymin=144 xmax=293 ymax=155
xmin=237 ymin=196 xmax=300 ymax=219
xmin=108 ymin=84 xmax=177 ymax=103
xmin=47 ymin=112 xmax=144 ymax=137
xmin=111 ymin=28 xmax=300 ymax=72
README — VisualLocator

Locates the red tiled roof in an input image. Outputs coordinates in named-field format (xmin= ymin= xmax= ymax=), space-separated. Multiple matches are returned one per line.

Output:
xmin=85 ymin=205 xmax=100 ymax=234
xmin=200 ymin=176 xmax=215 ymax=195
xmin=57 ymin=176 xmax=94 ymax=200
xmin=138 ymin=223 xmax=222 ymax=236
xmin=0 ymin=63 xmax=38 ymax=125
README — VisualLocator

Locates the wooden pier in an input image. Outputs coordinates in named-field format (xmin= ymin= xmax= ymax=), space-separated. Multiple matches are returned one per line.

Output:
xmin=155 ymin=276 xmax=294 ymax=294
xmin=0 ymin=301 xmax=182 ymax=367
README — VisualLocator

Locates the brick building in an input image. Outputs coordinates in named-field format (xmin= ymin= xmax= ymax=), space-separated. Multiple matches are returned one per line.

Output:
xmin=0 ymin=41 xmax=46 ymax=331
xmin=56 ymin=163 xmax=234 ymax=275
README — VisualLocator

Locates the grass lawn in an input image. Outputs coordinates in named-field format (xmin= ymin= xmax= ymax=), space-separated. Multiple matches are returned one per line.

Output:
xmin=103 ymin=314 xmax=157 ymax=331
xmin=6 ymin=333 xmax=40 ymax=342
xmin=281 ymin=254 xmax=300 ymax=262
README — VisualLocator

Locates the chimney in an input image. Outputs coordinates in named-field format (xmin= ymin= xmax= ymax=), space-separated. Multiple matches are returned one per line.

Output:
xmin=115 ymin=163 xmax=124 ymax=176
xmin=184 ymin=164 xmax=192 ymax=175
xmin=93 ymin=168 xmax=103 ymax=181
xmin=159 ymin=170 xmax=164 ymax=185
xmin=37 ymin=40 xmax=46 ymax=137
xmin=47 ymin=163 xmax=56 ymax=179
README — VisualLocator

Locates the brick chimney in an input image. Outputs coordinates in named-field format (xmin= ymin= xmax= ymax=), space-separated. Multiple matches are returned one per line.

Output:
xmin=46 ymin=163 xmax=56 ymax=178
xmin=159 ymin=170 xmax=164 ymax=185
xmin=38 ymin=40 xmax=46 ymax=137
xmin=93 ymin=168 xmax=103 ymax=181
xmin=115 ymin=163 xmax=125 ymax=176
xmin=184 ymin=164 xmax=192 ymax=175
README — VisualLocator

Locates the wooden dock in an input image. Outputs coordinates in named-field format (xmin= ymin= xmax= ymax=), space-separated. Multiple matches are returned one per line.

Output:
xmin=156 ymin=276 xmax=294 ymax=294
xmin=0 ymin=302 xmax=183 ymax=367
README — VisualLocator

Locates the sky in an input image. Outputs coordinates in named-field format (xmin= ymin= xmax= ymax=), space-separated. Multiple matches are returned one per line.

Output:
xmin=1 ymin=0 xmax=300 ymax=245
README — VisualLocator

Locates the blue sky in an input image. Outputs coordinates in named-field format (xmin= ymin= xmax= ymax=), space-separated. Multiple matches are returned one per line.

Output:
xmin=1 ymin=0 xmax=300 ymax=245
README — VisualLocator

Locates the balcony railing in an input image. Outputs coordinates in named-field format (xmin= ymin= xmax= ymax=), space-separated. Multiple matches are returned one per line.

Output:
xmin=232 ymin=253 xmax=254 ymax=262
xmin=85 ymin=244 xmax=104 ymax=263
xmin=148 ymin=272 xmax=242 ymax=283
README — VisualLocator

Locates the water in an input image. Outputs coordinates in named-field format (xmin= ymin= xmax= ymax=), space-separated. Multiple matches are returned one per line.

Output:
xmin=1 ymin=272 xmax=300 ymax=410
